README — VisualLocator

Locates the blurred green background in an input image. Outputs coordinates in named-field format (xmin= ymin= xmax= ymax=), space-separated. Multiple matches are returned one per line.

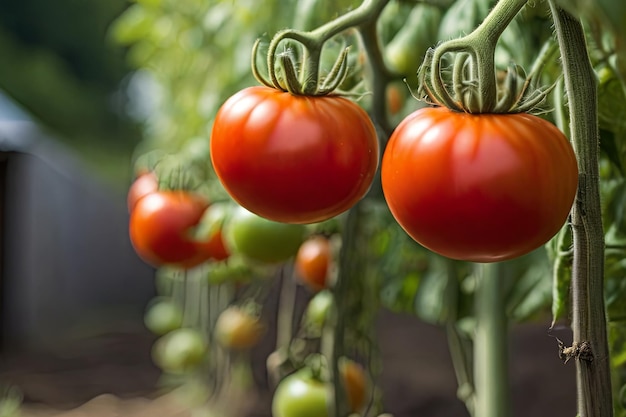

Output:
xmin=0 ymin=0 xmax=138 ymax=186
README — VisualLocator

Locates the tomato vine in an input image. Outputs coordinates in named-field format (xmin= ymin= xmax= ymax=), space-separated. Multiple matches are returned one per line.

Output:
xmin=114 ymin=0 xmax=626 ymax=416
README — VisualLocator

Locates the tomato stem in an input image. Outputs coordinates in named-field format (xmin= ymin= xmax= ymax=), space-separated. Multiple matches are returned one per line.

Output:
xmin=549 ymin=3 xmax=613 ymax=417
xmin=252 ymin=0 xmax=390 ymax=95
xmin=418 ymin=0 xmax=531 ymax=113
xmin=474 ymin=262 xmax=511 ymax=417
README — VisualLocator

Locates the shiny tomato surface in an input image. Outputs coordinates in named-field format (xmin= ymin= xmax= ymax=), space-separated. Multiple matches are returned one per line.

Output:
xmin=129 ymin=191 xmax=211 ymax=268
xmin=381 ymin=106 xmax=578 ymax=262
xmin=210 ymin=86 xmax=379 ymax=224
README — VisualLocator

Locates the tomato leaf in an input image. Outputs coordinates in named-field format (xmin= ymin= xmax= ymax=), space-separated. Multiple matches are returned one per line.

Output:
xmin=546 ymin=226 xmax=573 ymax=327
xmin=504 ymin=252 xmax=553 ymax=322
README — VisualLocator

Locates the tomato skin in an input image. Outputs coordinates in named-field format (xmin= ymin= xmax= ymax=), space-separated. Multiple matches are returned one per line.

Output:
xmin=129 ymin=191 xmax=211 ymax=268
xmin=295 ymin=236 xmax=331 ymax=292
xmin=196 ymin=228 xmax=230 ymax=262
xmin=339 ymin=358 xmax=368 ymax=413
xmin=151 ymin=328 xmax=208 ymax=374
xmin=302 ymin=290 xmax=333 ymax=331
xmin=225 ymin=207 xmax=306 ymax=263
xmin=210 ymin=86 xmax=379 ymax=224
xmin=272 ymin=362 xmax=367 ymax=417
xmin=127 ymin=171 xmax=158 ymax=212
xmin=214 ymin=306 xmax=266 ymax=350
xmin=272 ymin=372 xmax=329 ymax=417
xmin=144 ymin=298 xmax=184 ymax=335
xmin=381 ymin=107 xmax=578 ymax=262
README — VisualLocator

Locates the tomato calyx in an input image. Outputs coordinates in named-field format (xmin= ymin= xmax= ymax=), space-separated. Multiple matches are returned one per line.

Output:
xmin=250 ymin=0 xmax=388 ymax=96
xmin=414 ymin=0 xmax=556 ymax=114
xmin=251 ymin=33 xmax=351 ymax=96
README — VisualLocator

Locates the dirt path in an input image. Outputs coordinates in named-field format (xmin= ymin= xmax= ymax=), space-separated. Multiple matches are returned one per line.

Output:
xmin=0 ymin=311 xmax=576 ymax=417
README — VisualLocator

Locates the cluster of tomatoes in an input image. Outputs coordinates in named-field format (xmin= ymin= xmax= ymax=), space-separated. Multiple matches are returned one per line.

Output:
xmin=211 ymin=86 xmax=579 ymax=263
xmin=128 ymin=78 xmax=579 ymax=414
xmin=128 ymin=166 xmax=370 ymax=412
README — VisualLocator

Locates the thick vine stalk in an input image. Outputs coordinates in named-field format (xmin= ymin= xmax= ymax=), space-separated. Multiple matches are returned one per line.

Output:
xmin=474 ymin=262 xmax=510 ymax=417
xmin=549 ymin=3 xmax=613 ymax=417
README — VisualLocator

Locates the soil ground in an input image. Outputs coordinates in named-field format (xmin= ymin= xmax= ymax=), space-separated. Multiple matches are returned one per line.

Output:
xmin=0 ymin=309 xmax=576 ymax=417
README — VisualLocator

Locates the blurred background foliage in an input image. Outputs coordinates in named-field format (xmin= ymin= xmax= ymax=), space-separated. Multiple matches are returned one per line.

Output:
xmin=0 ymin=0 xmax=139 ymax=185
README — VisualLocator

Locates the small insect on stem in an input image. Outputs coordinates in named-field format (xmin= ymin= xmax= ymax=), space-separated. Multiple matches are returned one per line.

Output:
xmin=557 ymin=338 xmax=594 ymax=364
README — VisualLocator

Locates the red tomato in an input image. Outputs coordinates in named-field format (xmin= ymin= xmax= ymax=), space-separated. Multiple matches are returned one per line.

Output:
xmin=295 ymin=236 xmax=331 ymax=292
xmin=129 ymin=191 xmax=212 ymax=268
xmin=196 ymin=228 xmax=230 ymax=262
xmin=339 ymin=358 xmax=368 ymax=413
xmin=210 ymin=86 xmax=379 ymax=224
xmin=381 ymin=107 xmax=578 ymax=262
xmin=127 ymin=171 xmax=158 ymax=212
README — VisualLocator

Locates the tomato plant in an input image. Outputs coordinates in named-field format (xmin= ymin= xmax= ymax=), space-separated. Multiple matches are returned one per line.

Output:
xmin=381 ymin=106 xmax=579 ymax=263
xmin=129 ymin=190 xmax=229 ymax=268
xmin=295 ymin=236 xmax=332 ymax=292
xmin=214 ymin=306 xmax=266 ymax=350
xmin=144 ymin=297 xmax=184 ymax=336
xmin=210 ymin=86 xmax=379 ymax=224
xmin=224 ymin=206 xmax=306 ymax=263
xmin=114 ymin=0 xmax=626 ymax=415
xmin=152 ymin=328 xmax=208 ymax=374
xmin=272 ymin=371 xmax=329 ymax=417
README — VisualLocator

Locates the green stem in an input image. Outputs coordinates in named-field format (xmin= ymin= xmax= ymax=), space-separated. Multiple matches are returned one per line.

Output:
xmin=549 ymin=3 xmax=613 ymax=417
xmin=358 ymin=18 xmax=393 ymax=137
xmin=474 ymin=262 xmax=510 ymax=417
xmin=444 ymin=259 xmax=476 ymax=416
xmin=260 ymin=0 xmax=389 ymax=95
xmin=428 ymin=0 xmax=528 ymax=112
xmin=323 ymin=206 xmax=361 ymax=417
xmin=310 ymin=0 xmax=389 ymax=40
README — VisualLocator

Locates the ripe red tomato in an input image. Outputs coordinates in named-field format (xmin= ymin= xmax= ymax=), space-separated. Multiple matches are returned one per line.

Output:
xmin=295 ymin=236 xmax=332 ymax=292
xmin=339 ymin=358 xmax=368 ymax=413
xmin=210 ymin=86 xmax=379 ymax=224
xmin=129 ymin=191 xmax=213 ymax=268
xmin=381 ymin=107 xmax=578 ymax=262
xmin=127 ymin=171 xmax=158 ymax=212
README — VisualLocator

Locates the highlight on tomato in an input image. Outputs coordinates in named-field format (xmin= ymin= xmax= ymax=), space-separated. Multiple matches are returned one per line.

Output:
xmin=129 ymin=190 xmax=228 ymax=268
xmin=381 ymin=106 xmax=578 ymax=263
xmin=127 ymin=171 xmax=158 ymax=212
xmin=210 ymin=86 xmax=379 ymax=224
xmin=214 ymin=305 xmax=266 ymax=350
xmin=294 ymin=236 xmax=332 ymax=292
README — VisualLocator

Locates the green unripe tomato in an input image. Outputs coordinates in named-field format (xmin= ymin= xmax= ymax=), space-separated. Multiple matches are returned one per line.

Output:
xmin=151 ymin=328 xmax=208 ymax=374
xmin=225 ymin=207 xmax=306 ymax=263
xmin=272 ymin=371 xmax=329 ymax=417
xmin=144 ymin=298 xmax=184 ymax=335
xmin=302 ymin=290 xmax=333 ymax=332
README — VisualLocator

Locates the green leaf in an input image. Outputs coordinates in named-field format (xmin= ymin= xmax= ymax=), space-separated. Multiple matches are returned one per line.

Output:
xmin=547 ymin=226 xmax=573 ymax=326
